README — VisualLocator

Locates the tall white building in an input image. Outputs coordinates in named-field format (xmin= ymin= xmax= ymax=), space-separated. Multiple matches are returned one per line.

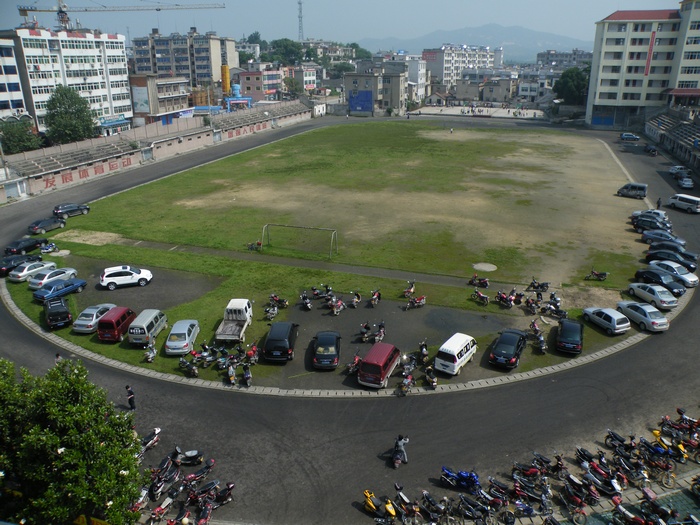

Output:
xmin=422 ymin=44 xmax=503 ymax=88
xmin=0 ymin=38 xmax=27 ymax=120
xmin=0 ymin=27 xmax=132 ymax=136
xmin=587 ymin=0 xmax=700 ymax=126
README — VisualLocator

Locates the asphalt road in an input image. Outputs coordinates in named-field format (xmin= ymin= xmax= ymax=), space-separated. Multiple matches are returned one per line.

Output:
xmin=1 ymin=117 xmax=699 ymax=525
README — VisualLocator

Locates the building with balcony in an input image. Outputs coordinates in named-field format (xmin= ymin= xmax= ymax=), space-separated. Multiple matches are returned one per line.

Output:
xmin=0 ymin=27 xmax=132 ymax=136
xmin=129 ymin=74 xmax=190 ymax=126
xmin=536 ymin=48 xmax=593 ymax=68
xmin=231 ymin=62 xmax=284 ymax=102
xmin=587 ymin=0 xmax=700 ymax=127
xmin=344 ymin=59 xmax=408 ymax=116
xmin=422 ymin=44 xmax=504 ymax=88
xmin=0 ymin=38 xmax=27 ymax=121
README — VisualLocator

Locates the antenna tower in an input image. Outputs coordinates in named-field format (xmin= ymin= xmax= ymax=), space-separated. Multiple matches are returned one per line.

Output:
xmin=298 ymin=0 xmax=304 ymax=42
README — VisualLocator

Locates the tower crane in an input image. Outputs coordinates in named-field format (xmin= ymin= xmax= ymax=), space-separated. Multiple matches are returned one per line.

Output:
xmin=17 ymin=2 xmax=226 ymax=31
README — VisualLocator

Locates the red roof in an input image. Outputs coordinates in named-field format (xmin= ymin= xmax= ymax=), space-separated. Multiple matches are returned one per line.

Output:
xmin=664 ymin=88 xmax=700 ymax=96
xmin=603 ymin=10 xmax=680 ymax=22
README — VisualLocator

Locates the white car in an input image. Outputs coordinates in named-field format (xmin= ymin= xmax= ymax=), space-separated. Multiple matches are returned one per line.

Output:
xmin=678 ymin=177 xmax=694 ymax=189
xmin=582 ymin=307 xmax=631 ymax=335
xmin=630 ymin=209 xmax=670 ymax=222
xmin=616 ymin=301 xmax=669 ymax=332
xmin=27 ymin=267 xmax=78 ymax=290
xmin=628 ymin=283 xmax=678 ymax=310
xmin=100 ymin=265 xmax=153 ymax=290
xmin=73 ymin=303 xmax=116 ymax=334
xmin=7 ymin=261 xmax=57 ymax=282
xmin=649 ymin=260 xmax=699 ymax=288
xmin=669 ymin=166 xmax=688 ymax=174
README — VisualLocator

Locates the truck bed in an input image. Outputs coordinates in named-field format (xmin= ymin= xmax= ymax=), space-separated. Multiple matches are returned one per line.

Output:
xmin=215 ymin=321 xmax=245 ymax=341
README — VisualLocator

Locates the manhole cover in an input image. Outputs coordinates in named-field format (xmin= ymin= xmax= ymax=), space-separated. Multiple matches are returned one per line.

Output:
xmin=473 ymin=262 xmax=497 ymax=272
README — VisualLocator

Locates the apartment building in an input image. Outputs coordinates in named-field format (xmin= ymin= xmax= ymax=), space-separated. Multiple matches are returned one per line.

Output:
xmin=231 ymin=62 xmax=284 ymax=102
xmin=422 ymin=44 xmax=503 ymax=88
xmin=129 ymin=74 xmax=190 ymax=126
xmin=132 ymin=27 xmax=239 ymax=89
xmin=587 ymin=0 xmax=700 ymax=126
xmin=0 ymin=38 xmax=26 ymax=120
xmin=0 ymin=27 xmax=132 ymax=136
xmin=344 ymin=59 xmax=407 ymax=116
xmin=536 ymin=48 xmax=593 ymax=68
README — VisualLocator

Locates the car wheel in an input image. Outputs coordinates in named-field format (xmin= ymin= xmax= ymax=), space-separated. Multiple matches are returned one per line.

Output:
xmin=617 ymin=307 xmax=623 ymax=313
xmin=606 ymin=328 xmax=613 ymax=335
xmin=20 ymin=249 xmax=26 ymax=255
xmin=119 ymin=334 xmax=124 ymax=342
xmin=107 ymin=282 xmax=117 ymax=291
xmin=81 ymin=209 xmax=88 ymax=215
xmin=583 ymin=314 xmax=590 ymax=322
xmin=639 ymin=322 xmax=647 ymax=331
xmin=62 ymin=213 xmax=69 ymax=219
xmin=636 ymin=227 xmax=643 ymax=233
xmin=39 ymin=228 xmax=46 ymax=234
xmin=59 ymin=222 xmax=65 ymax=228
xmin=651 ymin=301 xmax=659 ymax=308
xmin=628 ymin=288 xmax=636 ymax=296
xmin=138 ymin=278 xmax=148 ymax=287
xmin=670 ymin=203 xmax=677 ymax=209
xmin=646 ymin=238 xmax=653 ymax=244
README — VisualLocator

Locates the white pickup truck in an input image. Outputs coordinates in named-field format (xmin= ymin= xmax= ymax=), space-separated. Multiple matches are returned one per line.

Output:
xmin=215 ymin=299 xmax=253 ymax=343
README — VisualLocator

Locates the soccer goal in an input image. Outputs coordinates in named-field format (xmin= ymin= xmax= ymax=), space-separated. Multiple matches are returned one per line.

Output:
xmin=261 ymin=224 xmax=339 ymax=258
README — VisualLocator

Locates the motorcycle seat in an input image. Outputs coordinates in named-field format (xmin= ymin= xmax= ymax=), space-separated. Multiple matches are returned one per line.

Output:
xmin=533 ymin=452 xmax=551 ymax=464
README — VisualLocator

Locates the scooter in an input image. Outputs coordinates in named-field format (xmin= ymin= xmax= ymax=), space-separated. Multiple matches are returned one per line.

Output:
xmin=495 ymin=290 xmax=514 ymax=308
xmin=417 ymin=339 xmax=429 ymax=364
xmin=399 ymin=371 xmax=415 ymax=396
xmin=403 ymin=280 xmax=416 ymax=297
xmin=373 ymin=322 xmax=386 ymax=343
xmin=344 ymin=350 xmax=362 ymax=375
xmin=227 ymin=363 xmax=237 ymax=386
xmin=349 ymin=291 xmax=361 ymax=308
xmin=40 ymin=242 xmax=59 ymax=254
xmin=369 ymin=289 xmax=381 ymax=307
xmin=468 ymin=273 xmax=489 ymax=288
xmin=524 ymin=295 xmax=538 ymax=314
xmin=405 ymin=295 xmax=426 ymax=310
xmin=184 ymin=458 xmax=216 ymax=485
xmin=652 ymin=429 xmax=688 ymax=464
xmin=394 ymin=483 xmax=424 ymax=523
xmin=360 ymin=322 xmax=372 ymax=343
xmin=211 ymin=481 xmax=235 ymax=508
xmin=639 ymin=487 xmax=678 ymax=521
xmin=585 ymin=269 xmax=609 ymax=281
xmin=186 ymin=479 xmax=219 ymax=507
xmin=242 ymin=364 xmax=252 ymax=387
xmin=331 ymin=297 xmax=346 ymax=316
xmin=425 ymin=365 xmax=438 ymax=389
xmin=264 ymin=304 xmax=278 ymax=320
xmin=196 ymin=497 xmax=214 ymax=525
xmin=363 ymin=490 xmax=397 ymax=521
xmin=269 ymin=293 xmax=288 ymax=308
xmin=441 ymin=466 xmax=481 ymax=493
xmin=541 ymin=303 xmax=568 ymax=319
xmin=178 ymin=356 xmax=199 ymax=377
xmin=527 ymin=276 xmax=550 ymax=292
xmin=143 ymin=341 xmax=157 ymax=363
xmin=172 ymin=445 xmax=204 ymax=466
xmin=245 ymin=341 xmax=259 ymax=365
xmin=137 ymin=427 xmax=161 ymax=463
xmin=300 ymin=291 xmax=312 ymax=311
xmin=472 ymin=288 xmax=489 ymax=305
xmin=611 ymin=495 xmax=661 ymax=525
xmin=149 ymin=460 xmax=181 ymax=501
xmin=166 ymin=502 xmax=191 ymax=525
xmin=393 ymin=436 xmax=409 ymax=469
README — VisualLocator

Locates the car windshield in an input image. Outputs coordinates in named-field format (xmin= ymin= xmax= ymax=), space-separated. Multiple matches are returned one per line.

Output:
xmin=493 ymin=333 xmax=519 ymax=356
xmin=675 ymin=266 xmax=689 ymax=275
xmin=168 ymin=333 xmax=187 ymax=342
xmin=660 ymin=274 xmax=675 ymax=284
xmin=560 ymin=323 xmax=581 ymax=341
xmin=34 ymin=272 xmax=50 ymax=280
xmin=315 ymin=345 xmax=337 ymax=355
xmin=78 ymin=312 xmax=94 ymax=320
xmin=130 ymin=267 xmax=141 ymax=273
xmin=657 ymin=290 xmax=674 ymax=300
xmin=648 ymin=310 xmax=665 ymax=319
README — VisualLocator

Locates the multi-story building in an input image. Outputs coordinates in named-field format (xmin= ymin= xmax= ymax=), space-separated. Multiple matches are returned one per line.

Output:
xmin=0 ymin=38 xmax=27 ymax=120
xmin=587 ymin=0 xmax=700 ymax=126
xmin=422 ymin=44 xmax=503 ymax=88
xmin=129 ymin=74 xmax=190 ymax=126
xmin=0 ymin=27 xmax=132 ymax=136
xmin=291 ymin=63 xmax=318 ymax=93
xmin=344 ymin=59 xmax=408 ymax=116
xmin=536 ymin=48 xmax=593 ymax=68
xmin=381 ymin=53 xmax=428 ymax=104
xmin=300 ymin=39 xmax=355 ymax=61
xmin=132 ymin=27 xmax=239 ymax=89
xmin=231 ymin=62 xmax=284 ymax=102
xmin=236 ymin=42 xmax=260 ymax=60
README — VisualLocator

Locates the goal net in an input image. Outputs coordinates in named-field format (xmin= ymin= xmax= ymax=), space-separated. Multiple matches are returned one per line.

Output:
xmin=261 ymin=224 xmax=338 ymax=258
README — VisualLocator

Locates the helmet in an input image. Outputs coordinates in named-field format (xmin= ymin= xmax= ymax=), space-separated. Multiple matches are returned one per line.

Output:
xmin=398 ymin=435 xmax=404 ymax=441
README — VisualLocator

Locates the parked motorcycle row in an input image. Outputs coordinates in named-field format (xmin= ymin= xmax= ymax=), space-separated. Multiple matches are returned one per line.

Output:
xmin=359 ymin=407 xmax=700 ymax=525
xmin=470 ymin=276 xmax=569 ymax=320
xmin=178 ymin=341 xmax=259 ymax=386
xmin=130 ymin=428 xmax=235 ymax=525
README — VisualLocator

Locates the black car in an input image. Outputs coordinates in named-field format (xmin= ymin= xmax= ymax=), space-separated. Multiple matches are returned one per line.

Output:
xmin=645 ymin=250 xmax=698 ymax=272
xmin=556 ymin=319 xmax=584 ymax=355
xmin=311 ymin=331 xmax=341 ymax=370
xmin=648 ymin=242 xmax=699 ymax=261
xmin=4 ymin=237 xmax=48 ymax=255
xmin=632 ymin=217 xmax=673 ymax=233
xmin=488 ymin=329 xmax=527 ymax=369
xmin=27 ymin=217 xmax=66 ymax=235
xmin=634 ymin=269 xmax=686 ymax=297
xmin=44 ymin=298 xmax=72 ymax=329
xmin=53 ymin=203 xmax=90 ymax=219
xmin=0 ymin=254 xmax=43 ymax=277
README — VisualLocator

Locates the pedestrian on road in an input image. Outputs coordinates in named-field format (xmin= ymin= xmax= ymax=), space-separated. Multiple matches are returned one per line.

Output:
xmin=657 ymin=197 xmax=662 ymax=209
xmin=54 ymin=353 xmax=62 ymax=365
xmin=126 ymin=385 xmax=136 ymax=411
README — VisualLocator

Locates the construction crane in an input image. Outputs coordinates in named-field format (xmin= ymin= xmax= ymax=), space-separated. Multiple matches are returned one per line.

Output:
xmin=18 ymin=2 xmax=226 ymax=31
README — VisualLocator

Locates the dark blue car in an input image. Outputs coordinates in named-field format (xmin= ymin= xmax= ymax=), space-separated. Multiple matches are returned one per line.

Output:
xmin=33 ymin=277 xmax=87 ymax=302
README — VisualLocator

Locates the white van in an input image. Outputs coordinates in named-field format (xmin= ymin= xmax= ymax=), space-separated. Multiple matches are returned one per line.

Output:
xmin=667 ymin=193 xmax=700 ymax=213
xmin=128 ymin=309 xmax=168 ymax=347
xmin=433 ymin=333 xmax=478 ymax=375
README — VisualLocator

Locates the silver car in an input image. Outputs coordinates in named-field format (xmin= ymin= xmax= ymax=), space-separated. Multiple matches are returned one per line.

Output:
xmin=616 ymin=301 xmax=669 ymax=332
xmin=649 ymin=260 xmax=699 ymax=287
xmin=7 ymin=261 xmax=57 ymax=283
xmin=27 ymin=267 xmax=78 ymax=290
xmin=164 ymin=320 xmax=200 ymax=356
xmin=627 ymin=283 xmax=678 ymax=310
xmin=73 ymin=303 xmax=116 ymax=334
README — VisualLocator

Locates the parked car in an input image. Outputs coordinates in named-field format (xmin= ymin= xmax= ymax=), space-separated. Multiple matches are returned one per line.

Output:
xmin=616 ymin=301 xmax=669 ymax=333
xmin=634 ymin=269 xmax=686 ymax=297
xmin=100 ymin=265 xmax=153 ymax=290
xmin=0 ymin=254 xmax=43 ymax=277
xmin=649 ymin=260 xmax=699 ymax=287
xmin=648 ymin=242 xmax=698 ymax=261
xmin=4 ymin=237 xmax=48 ymax=255
xmin=44 ymin=298 xmax=73 ymax=329
xmin=632 ymin=217 xmax=673 ymax=233
xmin=7 ymin=261 xmax=57 ymax=283
xmin=33 ymin=277 xmax=87 ymax=302
xmin=72 ymin=303 xmax=117 ymax=334
xmin=164 ymin=320 xmax=200 ymax=356
xmin=645 ymin=250 xmax=697 ymax=272
xmin=669 ymin=165 xmax=688 ymax=175
xmin=631 ymin=213 xmax=672 ymax=228
xmin=488 ymin=329 xmax=527 ymax=369
xmin=678 ymin=177 xmax=694 ymax=190
xmin=582 ymin=307 xmax=631 ymax=335
xmin=630 ymin=209 xmax=670 ymax=222
xmin=27 ymin=217 xmax=66 ymax=235
xmin=53 ymin=203 xmax=90 ymax=219
xmin=627 ymin=282 xmax=678 ymax=310
xmin=644 ymin=144 xmax=658 ymax=155
xmin=555 ymin=319 xmax=584 ymax=355
xmin=620 ymin=133 xmax=640 ymax=141
xmin=641 ymin=229 xmax=686 ymax=246
xmin=27 ymin=267 xmax=78 ymax=290
xmin=311 ymin=331 xmax=342 ymax=370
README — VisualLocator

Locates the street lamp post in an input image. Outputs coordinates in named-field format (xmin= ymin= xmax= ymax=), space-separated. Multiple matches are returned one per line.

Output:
xmin=0 ymin=131 xmax=10 ymax=181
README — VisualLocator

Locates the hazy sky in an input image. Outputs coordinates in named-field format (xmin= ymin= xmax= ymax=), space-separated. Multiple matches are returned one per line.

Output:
xmin=0 ymin=0 xmax=676 ymax=45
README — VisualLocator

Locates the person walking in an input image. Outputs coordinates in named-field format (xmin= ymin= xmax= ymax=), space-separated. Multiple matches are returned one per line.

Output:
xmin=54 ymin=353 xmax=62 ymax=365
xmin=657 ymin=197 xmax=662 ymax=209
xmin=126 ymin=385 xmax=136 ymax=411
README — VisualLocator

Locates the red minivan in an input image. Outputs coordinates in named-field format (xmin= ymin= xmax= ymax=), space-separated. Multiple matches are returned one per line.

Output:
xmin=97 ymin=306 xmax=136 ymax=343
xmin=357 ymin=342 xmax=401 ymax=389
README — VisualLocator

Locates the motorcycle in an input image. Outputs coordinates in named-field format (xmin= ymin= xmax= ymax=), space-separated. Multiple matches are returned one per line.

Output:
xmin=615 ymin=454 xmax=651 ymax=489
xmin=471 ymin=288 xmax=490 ymax=306
xmin=373 ymin=322 xmax=386 ymax=343
xmin=186 ymin=479 xmax=219 ymax=507
xmin=144 ymin=341 xmax=157 ymax=363
xmin=512 ymin=460 xmax=542 ymax=481
xmin=417 ymin=339 xmax=429 ymax=364
xmin=331 ymin=297 xmax=346 ymax=316
xmin=245 ymin=342 xmax=259 ymax=365
xmin=190 ymin=343 xmax=218 ymax=368
xmin=399 ymin=371 xmax=415 ymax=396
xmin=300 ymin=291 xmax=312 ymax=311
xmin=227 ymin=363 xmax=237 ymax=386
xmin=137 ymin=427 xmax=161 ymax=463
xmin=457 ymin=493 xmax=495 ymax=524
xmin=363 ymin=489 xmax=397 ymax=521
xmin=264 ymin=304 xmax=278 ymax=320
xmin=558 ymin=481 xmax=589 ymax=525
xmin=638 ymin=436 xmax=677 ymax=465
xmin=149 ymin=459 xmax=181 ymax=501
xmin=495 ymin=289 xmax=514 ymax=308
xmin=196 ymin=497 xmax=214 ymax=525
xmin=524 ymin=295 xmax=538 ymax=315
xmin=691 ymin=474 xmax=700 ymax=498
xmin=184 ymin=458 xmax=216 ymax=485
xmin=639 ymin=487 xmax=678 ymax=521
xmin=211 ymin=481 xmax=235 ymax=508
xmin=424 ymin=365 xmax=438 ymax=389
xmin=611 ymin=495 xmax=662 ymax=525
xmin=468 ymin=273 xmax=489 ymax=288
xmin=527 ymin=276 xmax=550 ymax=292
xmin=441 ymin=466 xmax=481 ymax=493
xmin=369 ymin=289 xmax=381 ymax=307
xmin=394 ymin=483 xmax=424 ymax=524
xmin=242 ymin=364 xmax=252 ymax=387
xmin=405 ymin=295 xmax=426 ymax=310
xmin=605 ymin=430 xmax=639 ymax=454
xmin=533 ymin=452 xmax=568 ymax=481
xmin=269 ymin=293 xmax=288 ymax=308
xmin=349 ymin=291 xmax=361 ymax=308
xmin=166 ymin=502 xmax=191 ymax=525
xmin=403 ymin=280 xmax=416 ymax=298
xmin=40 ymin=242 xmax=59 ymax=254
xmin=311 ymin=284 xmax=333 ymax=300
xmin=540 ymin=303 xmax=568 ymax=319
xmin=178 ymin=356 xmax=199 ymax=378
xmin=359 ymin=322 xmax=372 ymax=343
xmin=565 ymin=473 xmax=600 ymax=507
xmin=585 ymin=269 xmax=609 ymax=281
xmin=651 ymin=428 xmax=688 ymax=464
xmin=510 ymin=287 xmax=525 ymax=305
xmin=344 ymin=350 xmax=362 ymax=375
xmin=392 ymin=435 xmax=409 ymax=468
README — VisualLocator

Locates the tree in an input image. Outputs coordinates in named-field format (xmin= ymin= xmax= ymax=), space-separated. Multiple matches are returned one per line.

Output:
xmin=0 ymin=120 xmax=42 ymax=154
xmin=329 ymin=61 xmax=355 ymax=79
xmin=283 ymin=77 xmax=304 ymax=97
xmin=0 ymin=359 xmax=143 ymax=525
xmin=267 ymin=38 xmax=303 ymax=65
xmin=348 ymin=43 xmax=372 ymax=60
xmin=304 ymin=46 xmax=318 ymax=62
xmin=238 ymin=51 xmax=255 ymax=64
xmin=44 ymin=85 xmax=96 ymax=144
xmin=553 ymin=67 xmax=589 ymax=106
xmin=245 ymin=30 xmax=268 ymax=51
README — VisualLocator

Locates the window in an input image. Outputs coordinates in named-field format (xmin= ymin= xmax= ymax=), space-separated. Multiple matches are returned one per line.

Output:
xmin=681 ymin=66 xmax=700 ymax=75
xmin=7 ymin=83 xmax=20 ymax=92
xmin=678 ymin=81 xmax=699 ymax=88
xmin=691 ymin=21 xmax=700 ymax=30
xmin=684 ymin=51 xmax=700 ymax=60
xmin=11 ymin=100 xmax=24 ymax=109
xmin=3 ymin=65 xmax=17 ymax=75
xmin=0 ymin=47 xmax=13 ymax=57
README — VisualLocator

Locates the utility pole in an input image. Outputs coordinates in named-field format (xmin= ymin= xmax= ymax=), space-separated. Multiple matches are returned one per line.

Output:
xmin=298 ymin=0 xmax=304 ymax=42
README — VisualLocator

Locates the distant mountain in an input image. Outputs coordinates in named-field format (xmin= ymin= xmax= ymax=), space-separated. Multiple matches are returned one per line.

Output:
xmin=357 ymin=23 xmax=593 ymax=64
